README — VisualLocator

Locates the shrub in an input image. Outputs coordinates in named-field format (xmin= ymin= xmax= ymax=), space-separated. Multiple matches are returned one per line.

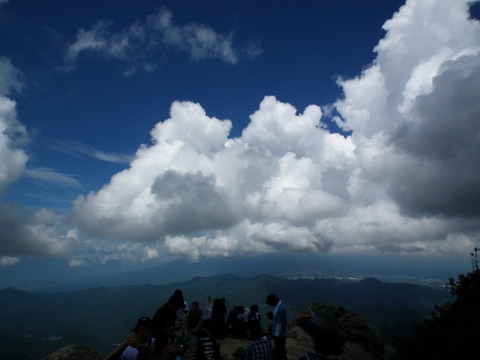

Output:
xmin=391 ymin=248 xmax=480 ymax=359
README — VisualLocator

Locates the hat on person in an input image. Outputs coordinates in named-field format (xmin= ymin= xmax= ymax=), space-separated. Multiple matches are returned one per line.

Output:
xmin=133 ymin=316 xmax=153 ymax=332
xmin=265 ymin=293 xmax=279 ymax=305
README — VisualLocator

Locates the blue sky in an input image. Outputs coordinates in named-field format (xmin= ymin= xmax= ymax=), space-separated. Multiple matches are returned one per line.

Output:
xmin=1 ymin=0 xmax=479 ymax=285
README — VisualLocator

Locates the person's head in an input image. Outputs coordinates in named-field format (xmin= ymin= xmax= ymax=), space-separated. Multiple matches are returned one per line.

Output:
xmin=169 ymin=290 xmax=186 ymax=310
xmin=250 ymin=304 xmax=259 ymax=313
xmin=265 ymin=293 xmax=279 ymax=307
xmin=191 ymin=301 xmax=200 ymax=310
xmin=133 ymin=317 xmax=153 ymax=343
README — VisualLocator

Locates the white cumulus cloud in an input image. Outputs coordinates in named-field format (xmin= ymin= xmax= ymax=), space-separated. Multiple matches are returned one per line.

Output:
xmin=335 ymin=0 xmax=480 ymax=218
xmin=0 ymin=59 xmax=80 ymax=260
xmin=0 ymin=204 xmax=74 ymax=257
xmin=70 ymin=0 xmax=480 ymax=260
xmin=0 ymin=61 xmax=28 ymax=194
xmin=0 ymin=255 xmax=19 ymax=267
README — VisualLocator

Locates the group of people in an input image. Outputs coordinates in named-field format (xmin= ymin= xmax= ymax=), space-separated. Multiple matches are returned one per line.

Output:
xmin=105 ymin=290 xmax=289 ymax=360
xmin=210 ymin=301 xmax=262 ymax=340
xmin=106 ymin=289 xmax=187 ymax=360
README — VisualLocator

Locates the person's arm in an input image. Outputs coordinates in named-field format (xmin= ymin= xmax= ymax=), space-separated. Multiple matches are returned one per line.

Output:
xmin=105 ymin=335 xmax=138 ymax=360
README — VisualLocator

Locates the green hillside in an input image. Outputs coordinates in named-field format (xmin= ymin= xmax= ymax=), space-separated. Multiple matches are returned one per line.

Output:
xmin=0 ymin=274 xmax=451 ymax=359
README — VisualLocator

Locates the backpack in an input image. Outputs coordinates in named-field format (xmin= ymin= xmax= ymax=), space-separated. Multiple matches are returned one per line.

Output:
xmin=195 ymin=336 xmax=221 ymax=360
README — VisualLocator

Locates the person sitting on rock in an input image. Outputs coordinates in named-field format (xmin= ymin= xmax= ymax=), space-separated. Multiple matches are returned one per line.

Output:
xmin=105 ymin=316 xmax=155 ymax=360
xmin=245 ymin=332 xmax=273 ymax=360
xmin=146 ymin=331 xmax=175 ymax=360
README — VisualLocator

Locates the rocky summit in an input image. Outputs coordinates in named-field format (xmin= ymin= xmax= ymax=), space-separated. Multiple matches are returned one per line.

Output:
xmin=288 ymin=303 xmax=385 ymax=360
xmin=42 ymin=344 xmax=103 ymax=360
xmin=43 ymin=303 xmax=385 ymax=360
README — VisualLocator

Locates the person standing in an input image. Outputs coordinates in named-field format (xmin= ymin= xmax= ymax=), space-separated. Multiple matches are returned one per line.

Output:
xmin=186 ymin=300 xmax=204 ymax=339
xmin=203 ymin=295 xmax=213 ymax=330
xmin=152 ymin=289 xmax=187 ymax=336
xmin=265 ymin=293 xmax=287 ymax=360
xmin=245 ymin=304 xmax=262 ymax=339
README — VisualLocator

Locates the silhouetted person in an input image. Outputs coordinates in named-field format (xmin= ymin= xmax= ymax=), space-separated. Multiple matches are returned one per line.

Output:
xmin=227 ymin=305 xmax=245 ymax=337
xmin=203 ymin=295 xmax=213 ymax=330
xmin=152 ymin=289 xmax=186 ymax=336
xmin=245 ymin=304 xmax=262 ymax=339
xmin=147 ymin=331 xmax=175 ymax=360
xmin=265 ymin=293 xmax=287 ymax=360
xmin=186 ymin=300 xmax=204 ymax=339
xmin=106 ymin=316 xmax=154 ymax=360
xmin=210 ymin=298 xmax=227 ymax=338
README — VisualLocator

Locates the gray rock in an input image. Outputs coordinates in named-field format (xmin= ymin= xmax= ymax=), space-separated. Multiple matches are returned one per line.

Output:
xmin=289 ymin=303 xmax=385 ymax=360
xmin=42 ymin=344 xmax=103 ymax=360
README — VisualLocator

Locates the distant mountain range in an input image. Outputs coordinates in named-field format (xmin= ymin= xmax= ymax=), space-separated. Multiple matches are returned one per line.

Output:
xmin=1 ymin=252 xmax=468 ymax=292
xmin=0 ymin=273 xmax=453 ymax=359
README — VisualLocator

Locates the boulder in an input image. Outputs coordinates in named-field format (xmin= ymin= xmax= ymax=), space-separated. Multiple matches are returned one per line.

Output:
xmin=41 ymin=303 xmax=385 ymax=360
xmin=42 ymin=344 xmax=103 ymax=360
xmin=289 ymin=303 xmax=385 ymax=360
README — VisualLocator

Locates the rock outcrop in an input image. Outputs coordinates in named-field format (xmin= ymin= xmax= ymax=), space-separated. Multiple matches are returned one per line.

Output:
xmin=289 ymin=303 xmax=385 ymax=360
xmin=41 ymin=303 xmax=385 ymax=360
xmin=42 ymin=344 xmax=103 ymax=360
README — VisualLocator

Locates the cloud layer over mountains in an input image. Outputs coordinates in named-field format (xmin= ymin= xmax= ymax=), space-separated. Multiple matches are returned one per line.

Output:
xmin=0 ymin=0 xmax=479 ymax=265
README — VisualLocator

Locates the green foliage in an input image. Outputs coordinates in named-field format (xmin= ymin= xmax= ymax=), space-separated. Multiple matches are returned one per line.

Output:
xmin=391 ymin=248 xmax=480 ymax=359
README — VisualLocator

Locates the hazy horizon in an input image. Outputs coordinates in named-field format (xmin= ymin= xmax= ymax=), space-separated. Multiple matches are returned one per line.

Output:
xmin=0 ymin=251 xmax=471 ymax=292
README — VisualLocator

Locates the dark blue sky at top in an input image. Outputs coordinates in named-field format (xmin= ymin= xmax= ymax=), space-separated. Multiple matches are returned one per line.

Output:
xmin=0 ymin=0 xmax=407 ymax=207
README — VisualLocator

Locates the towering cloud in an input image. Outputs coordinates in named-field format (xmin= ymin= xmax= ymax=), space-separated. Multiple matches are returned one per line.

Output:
xmin=0 ymin=57 xmax=27 ymax=194
xmin=71 ymin=0 xmax=480 ymax=260
xmin=335 ymin=0 xmax=480 ymax=218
